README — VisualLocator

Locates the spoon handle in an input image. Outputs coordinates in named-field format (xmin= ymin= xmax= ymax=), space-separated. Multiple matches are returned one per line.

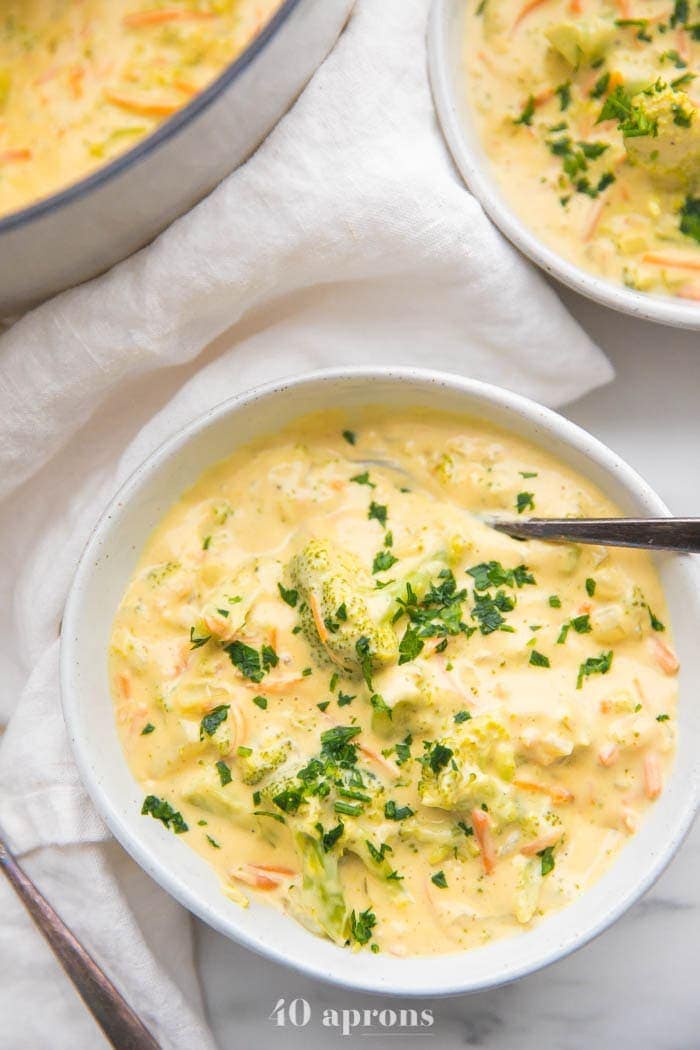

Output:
xmin=0 ymin=834 xmax=160 ymax=1050
xmin=490 ymin=517 xmax=700 ymax=554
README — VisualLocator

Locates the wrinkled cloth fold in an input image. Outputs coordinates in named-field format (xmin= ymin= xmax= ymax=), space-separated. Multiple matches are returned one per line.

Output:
xmin=0 ymin=0 xmax=612 ymax=1046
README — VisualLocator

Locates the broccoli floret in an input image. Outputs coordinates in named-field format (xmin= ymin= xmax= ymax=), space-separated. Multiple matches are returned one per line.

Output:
xmin=182 ymin=767 xmax=248 ymax=823
xmin=287 ymin=831 xmax=350 ymax=944
xmin=418 ymin=715 xmax=519 ymax=830
xmin=398 ymin=816 xmax=474 ymax=865
xmin=622 ymin=84 xmax=700 ymax=188
xmin=545 ymin=18 xmax=615 ymax=68
xmin=289 ymin=539 xmax=398 ymax=675
xmin=237 ymin=737 xmax=291 ymax=786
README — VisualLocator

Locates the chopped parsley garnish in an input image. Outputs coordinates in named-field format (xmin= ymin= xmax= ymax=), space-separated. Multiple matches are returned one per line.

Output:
xmin=373 ymin=549 xmax=398 ymax=573
xmin=516 ymin=491 xmax=535 ymax=514
xmin=254 ymin=810 xmax=285 ymax=824
xmin=342 ymin=429 xmax=356 ymax=445
xmin=454 ymin=710 xmax=472 ymax=723
xmin=350 ymin=908 xmax=377 ymax=945
xmin=395 ymin=569 xmax=470 ymax=642
xmin=514 ymin=95 xmax=536 ymax=126
xmin=320 ymin=822 xmax=345 ymax=852
xmin=384 ymin=800 xmax=414 ymax=821
xmin=519 ymin=470 xmax=538 ymax=479
xmin=680 ymin=196 xmax=700 ymax=244
xmin=252 ymin=695 xmax=268 ymax=710
xmin=431 ymin=870 xmax=448 ymax=888
xmin=467 ymin=560 xmax=535 ymax=590
xmin=590 ymin=71 xmax=610 ymax=98
xmin=200 ymin=705 xmax=230 ymax=740
xmin=670 ymin=0 xmax=689 ymax=27
xmin=367 ymin=840 xmax=392 ymax=864
xmin=424 ymin=742 xmax=454 ymax=774
xmin=216 ymin=760 xmax=232 ymax=786
xmin=225 ymin=640 xmax=278 ymax=683
xmin=647 ymin=606 xmax=666 ymax=632
xmin=273 ymin=787 xmax=304 ymax=814
xmin=355 ymin=635 xmax=375 ymax=688
xmin=555 ymin=81 xmax=572 ymax=111
xmin=549 ymin=595 xmax=561 ymax=608
xmin=337 ymin=691 xmax=356 ymax=707
xmin=585 ymin=577 xmax=596 ymax=597
xmin=278 ymin=582 xmax=298 ymax=607
xmin=142 ymin=795 xmax=188 ymax=834
xmin=206 ymin=835 xmax=221 ymax=849
xmin=334 ymin=799 xmax=362 ymax=816
xmin=351 ymin=471 xmax=375 ymax=487
xmin=657 ymin=713 xmax=670 ymax=722
xmin=395 ymin=735 xmax=412 ymax=764
xmin=529 ymin=650 xmax=551 ymax=668
xmin=576 ymin=650 xmax=613 ymax=689
xmin=141 ymin=723 xmax=155 ymax=736
xmin=189 ymin=626 xmax=211 ymax=650
xmin=597 ymin=85 xmax=657 ymax=138
xmin=538 ymin=846 xmax=556 ymax=876
xmin=368 ymin=501 xmax=388 ymax=527
xmin=202 ymin=535 xmax=211 ymax=551
xmin=398 ymin=626 xmax=424 ymax=665
xmin=471 ymin=590 xmax=515 ymax=635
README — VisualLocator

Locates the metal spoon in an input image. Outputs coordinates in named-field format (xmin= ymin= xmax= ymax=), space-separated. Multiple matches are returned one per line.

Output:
xmin=355 ymin=458 xmax=700 ymax=554
xmin=487 ymin=517 xmax=700 ymax=553
xmin=0 ymin=832 xmax=159 ymax=1049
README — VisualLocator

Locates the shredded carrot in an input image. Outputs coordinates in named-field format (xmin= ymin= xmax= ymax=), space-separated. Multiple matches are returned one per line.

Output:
xmin=648 ymin=636 xmax=680 ymax=675
xmin=521 ymin=830 xmax=562 ymax=855
xmin=0 ymin=149 xmax=32 ymax=165
xmin=358 ymin=742 xmax=400 ymax=779
xmin=232 ymin=864 xmax=295 ymax=890
xmin=472 ymin=808 xmax=496 ymax=874
xmin=643 ymin=751 xmax=663 ymax=800
xmin=676 ymin=27 xmax=691 ymax=63
xmin=104 ymin=91 xmax=179 ymax=117
xmin=513 ymin=778 xmax=574 ymax=803
xmin=117 ymin=672 xmax=132 ymax=700
xmin=173 ymin=80 xmax=198 ymax=97
xmin=615 ymin=0 xmax=632 ymax=17
xmin=229 ymin=704 xmax=247 ymax=749
xmin=309 ymin=592 xmax=329 ymax=645
xmin=677 ymin=281 xmax=700 ymax=300
xmin=598 ymin=742 xmax=619 ymax=767
xmin=582 ymin=200 xmax=606 ymax=243
xmin=643 ymin=252 xmax=700 ymax=272
xmin=569 ymin=0 xmax=584 ymax=13
xmin=123 ymin=10 xmax=216 ymax=28
xmin=512 ymin=0 xmax=554 ymax=31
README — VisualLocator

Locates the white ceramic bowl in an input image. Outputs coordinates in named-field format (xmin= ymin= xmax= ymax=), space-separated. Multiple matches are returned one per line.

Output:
xmin=428 ymin=0 xmax=700 ymax=330
xmin=61 ymin=368 xmax=700 ymax=996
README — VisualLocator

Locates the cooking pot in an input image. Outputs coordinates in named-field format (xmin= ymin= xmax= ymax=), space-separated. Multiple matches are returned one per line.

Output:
xmin=0 ymin=0 xmax=355 ymax=317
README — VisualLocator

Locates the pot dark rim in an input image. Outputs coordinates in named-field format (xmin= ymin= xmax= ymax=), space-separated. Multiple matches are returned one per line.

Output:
xmin=0 ymin=0 xmax=304 ymax=235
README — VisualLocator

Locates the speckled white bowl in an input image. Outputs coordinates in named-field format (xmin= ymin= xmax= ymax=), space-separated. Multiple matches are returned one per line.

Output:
xmin=61 ymin=368 xmax=700 ymax=995
xmin=428 ymin=0 xmax=700 ymax=330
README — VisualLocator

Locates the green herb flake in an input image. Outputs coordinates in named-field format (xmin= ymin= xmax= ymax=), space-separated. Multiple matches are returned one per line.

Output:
xmin=140 ymin=723 xmax=155 ymax=736
xmin=431 ymin=870 xmax=448 ymax=888
xmin=514 ymin=95 xmax=536 ymax=126
xmin=398 ymin=626 xmax=424 ymax=665
xmin=216 ymin=760 xmax=232 ymax=786
xmin=538 ymin=846 xmax=556 ymax=876
xmin=350 ymin=908 xmax=377 ymax=945
xmin=657 ymin=713 xmax=670 ymax=722
xmin=368 ymin=501 xmax=388 ymax=527
xmin=189 ymin=626 xmax=211 ymax=650
xmin=278 ymin=582 xmax=298 ymax=607
xmin=454 ymin=710 xmax=472 ymax=723
xmin=647 ymin=606 xmax=666 ymax=631
xmin=200 ymin=705 xmax=230 ymax=740
xmin=141 ymin=795 xmax=188 ymax=834
xmin=373 ymin=549 xmax=398 ymax=574
xmin=252 ymin=695 xmax=268 ymax=710
xmin=549 ymin=595 xmax=562 ymax=608
xmin=585 ymin=577 xmax=596 ymax=597
xmin=206 ymin=835 xmax=221 ymax=849
xmin=576 ymin=650 xmax=613 ymax=689
xmin=342 ymin=429 xmax=356 ymax=445
xmin=384 ymin=800 xmax=414 ymax=821
xmin=351 ymin=471 xmax=376 ymax=488
xmin=680 ymin=196 xmax=700 ymax=244
xmin=516 ymin=492 xmax=535 ymax=514
xmin=529 ymin=649 xmax=551 ymax=668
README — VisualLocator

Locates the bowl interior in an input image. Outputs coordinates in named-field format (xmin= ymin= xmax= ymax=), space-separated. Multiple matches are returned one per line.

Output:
xmin=428 ymin=0 xmax=700 ymax=330
xmin=61 ymin=369 xmax=700 ymax=995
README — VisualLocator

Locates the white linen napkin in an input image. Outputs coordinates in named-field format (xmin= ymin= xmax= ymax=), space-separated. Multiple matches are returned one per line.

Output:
xmin=0 ymin=0 xmax=612 ymax=1045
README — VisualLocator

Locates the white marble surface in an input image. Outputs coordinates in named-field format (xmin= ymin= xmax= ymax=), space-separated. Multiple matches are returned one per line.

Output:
xmin=196 ymin=291 xmax=700 ymax=1050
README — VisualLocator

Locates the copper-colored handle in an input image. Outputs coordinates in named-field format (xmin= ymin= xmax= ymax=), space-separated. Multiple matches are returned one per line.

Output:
xmin=0 ymin=834 xmax=160 ymax=1049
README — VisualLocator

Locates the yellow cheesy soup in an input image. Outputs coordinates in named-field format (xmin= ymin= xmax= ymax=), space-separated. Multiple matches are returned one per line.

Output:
xmin=465 ymin=0 xmax=700 ymax=299
xmin=0 ymin=0 xmax=282 ymax=217
xmin=109 ymin=410 xmax=678 ymax=957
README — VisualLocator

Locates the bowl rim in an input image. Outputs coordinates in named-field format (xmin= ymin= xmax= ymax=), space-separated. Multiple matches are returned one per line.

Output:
xmin=0 ymin=0 xmax=304 ymax=236
xmin=427 ymin=0 xmax=700 ymax=331
xmin=60 ymin=366 xmax=700 ymax=996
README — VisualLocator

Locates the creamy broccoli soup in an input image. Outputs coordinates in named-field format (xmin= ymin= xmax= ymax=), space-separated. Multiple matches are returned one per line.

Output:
xmin=109 ymin=410 xmax=678 ymax=956
xmin=0 ymin=1 xmax=281 ymax=217
xmin=466 ymin=0 xmax=700 ymax=298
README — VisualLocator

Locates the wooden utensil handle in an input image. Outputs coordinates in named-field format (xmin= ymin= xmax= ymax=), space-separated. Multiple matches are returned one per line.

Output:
xmin=0 ymin=836 xmax=160 ymax=1050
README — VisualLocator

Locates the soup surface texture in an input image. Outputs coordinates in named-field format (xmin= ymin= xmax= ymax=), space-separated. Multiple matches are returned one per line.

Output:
xmin=109 ymin=410 xmax=678 ymax=957
xmin=0 ymin=0 xmax=281 ymax=217
xmin=465 ymin=0 xmax=700 ymax=299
